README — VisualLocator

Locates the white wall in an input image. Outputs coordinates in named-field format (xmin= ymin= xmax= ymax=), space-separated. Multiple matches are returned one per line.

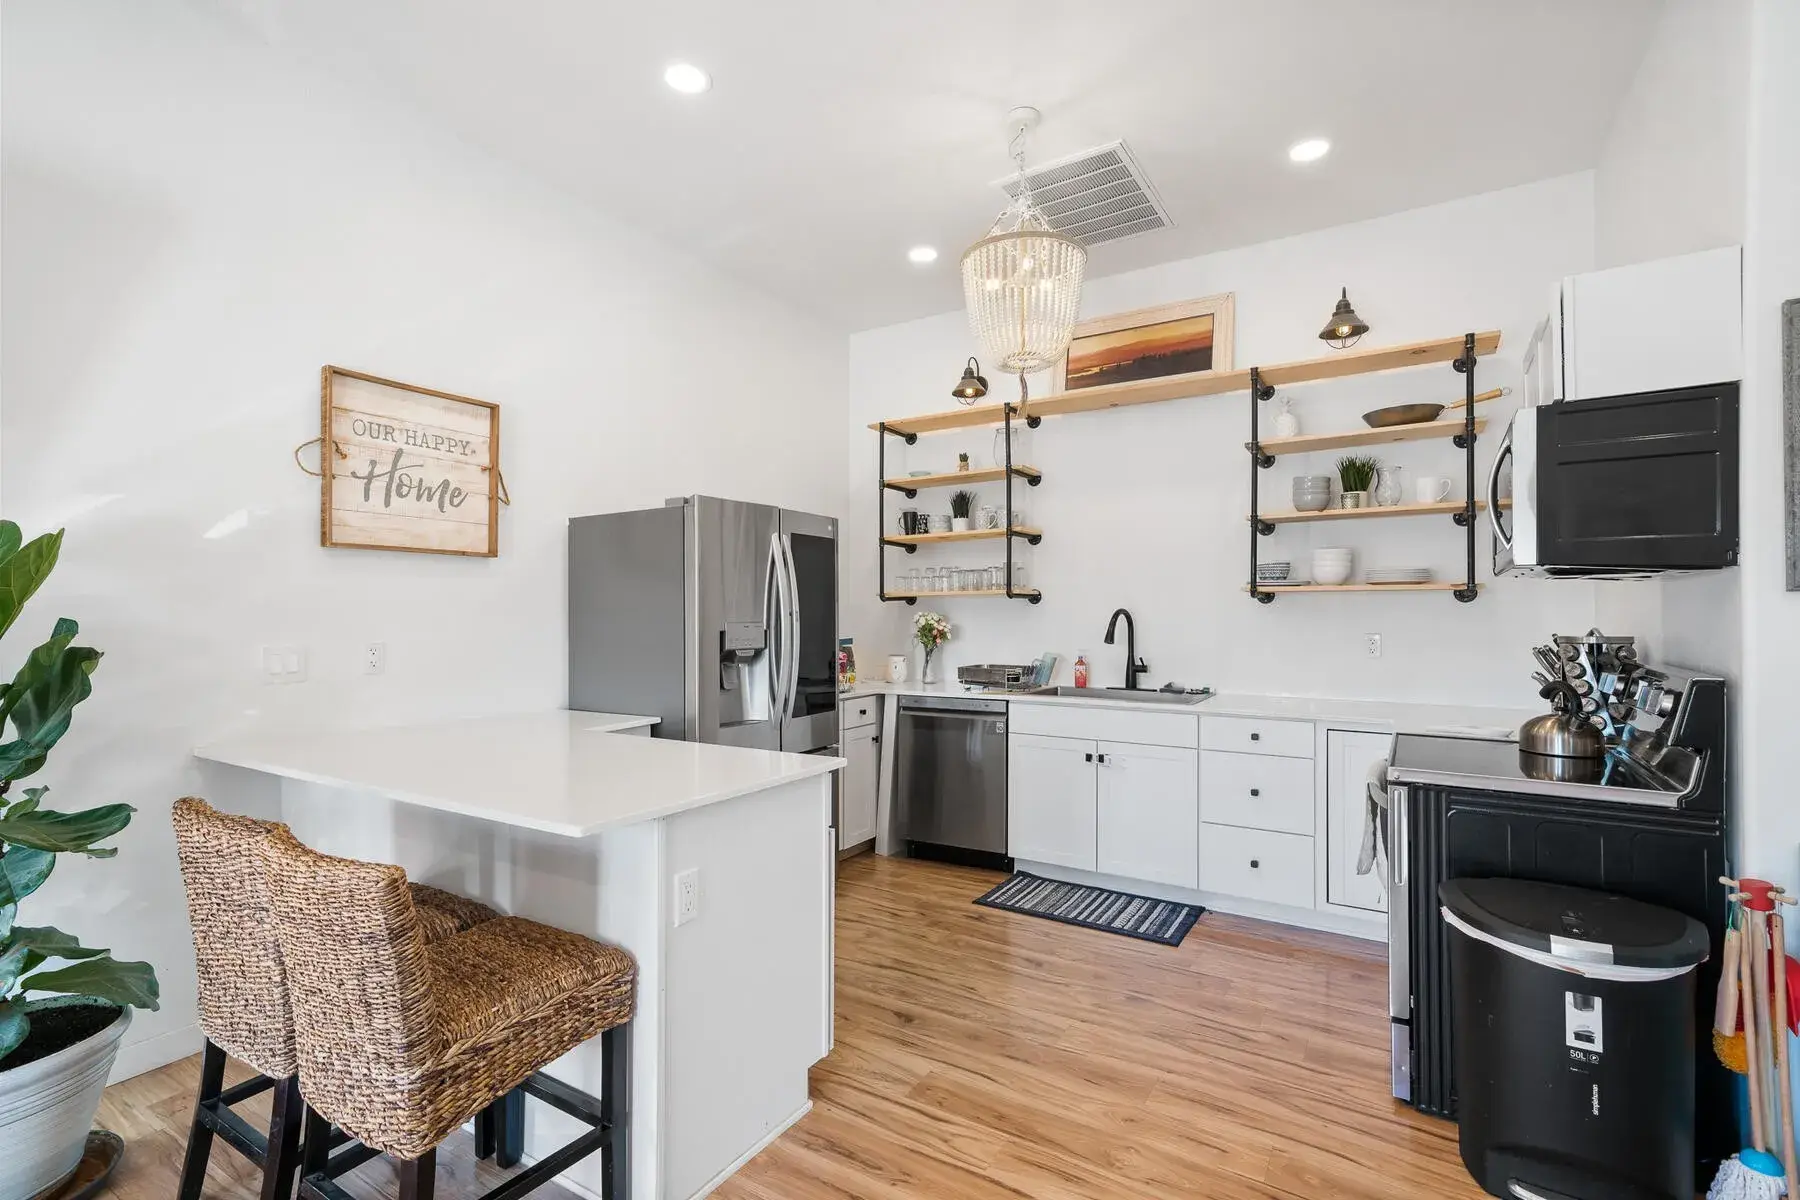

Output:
xmin=1736 ymin=0 xmax=1800 ymax=880
xmin=1 ymin=0 xmax=845 ymax=1077
xmin=1592 ymin=0 xmax=1750 ymax=271
xmin=846 ymin=174 xmax=1604 ymax=707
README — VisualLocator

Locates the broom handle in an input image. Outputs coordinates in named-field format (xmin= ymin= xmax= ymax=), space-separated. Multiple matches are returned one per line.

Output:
xmin=1756 ymin=910 xmax=1780 ymax=1141
xmin=1719 ymin=923 xmax=1743 ymax=1036
xmin=1773 ymin=909 xmax=1797 ymax=1198
xmin=1746 ymin=908 xmax=1768 ymax=1152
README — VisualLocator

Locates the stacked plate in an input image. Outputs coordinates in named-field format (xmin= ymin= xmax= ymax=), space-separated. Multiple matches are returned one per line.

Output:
xmin=1366 ymin=566 xmax=1435 ymax=585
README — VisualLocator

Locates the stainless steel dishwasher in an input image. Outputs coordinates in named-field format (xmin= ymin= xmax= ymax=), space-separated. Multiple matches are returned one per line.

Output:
xmin=895 ymin=695 xmax=1010 ymax=870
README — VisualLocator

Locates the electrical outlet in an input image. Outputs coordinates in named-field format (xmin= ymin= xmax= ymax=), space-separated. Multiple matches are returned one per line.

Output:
xmin=673 ymin=868 xmax=700 ymax=927
xmin=364 ymin=642 xmax=387 ymax=675
xmin=261 ymin=645 xmax=307 ymax=684
xmin=1365 ymin=633 xmax=1383 ymax=659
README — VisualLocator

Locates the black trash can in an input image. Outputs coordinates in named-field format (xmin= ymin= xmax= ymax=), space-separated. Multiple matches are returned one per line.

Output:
xmin=1440 ymin=877 xmax=1711 ymax=1200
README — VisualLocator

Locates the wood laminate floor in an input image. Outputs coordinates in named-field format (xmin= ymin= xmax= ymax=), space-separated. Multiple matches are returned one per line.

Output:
xmin=99 ymin=853 xmax=1482 ymax=1200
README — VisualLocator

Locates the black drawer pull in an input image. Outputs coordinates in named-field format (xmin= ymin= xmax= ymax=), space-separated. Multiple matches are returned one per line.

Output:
xmin=871 ymin=735 xmax=880 ymax=745
xmin=1085 ymin=752 xmax=1094 ymax=762
xmin=1250 ymin=859 xmax=1261 ymax=869
xmin=1250 ymin=732 xmax=1261 ymax=741
xmin=1250 ymin=788 xmax=1260 ymax=796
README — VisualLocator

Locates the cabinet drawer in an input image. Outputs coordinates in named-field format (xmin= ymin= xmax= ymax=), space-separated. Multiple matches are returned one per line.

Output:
xmin=1200 ymin=751 xmax=1314 ymax=835
xmin=1199 ymin=825 xmax=1315 ymax=908
xmin=841 ymin=697 xmax=880 ymax=732
xmin=1009 ymin=701 xmax=1198 ymax=748
xmin=1200 ymin=715 xmax=1314 ymax=759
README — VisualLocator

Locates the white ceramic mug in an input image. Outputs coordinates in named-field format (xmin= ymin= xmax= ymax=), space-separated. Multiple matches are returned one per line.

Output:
xmin=1414 ymin=475 xmax=1453 ymax=504
xmin=886 ymin=654 xmax=909 ymax=684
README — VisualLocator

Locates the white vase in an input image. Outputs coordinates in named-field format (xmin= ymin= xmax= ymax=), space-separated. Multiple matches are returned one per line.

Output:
xmin=0 ymin=1001 xmax=131 ymax=1200
xmin=950 ymin=517 xmax=972 ymax=532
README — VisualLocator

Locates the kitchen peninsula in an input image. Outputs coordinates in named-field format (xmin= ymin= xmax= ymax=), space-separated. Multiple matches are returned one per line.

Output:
xmin=193 ymin=710 xmax=842 ymax=1200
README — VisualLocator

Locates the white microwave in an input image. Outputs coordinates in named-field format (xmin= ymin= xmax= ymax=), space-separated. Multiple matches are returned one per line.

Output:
xmin=1522 ymin=245 xmax=1742 ymax=408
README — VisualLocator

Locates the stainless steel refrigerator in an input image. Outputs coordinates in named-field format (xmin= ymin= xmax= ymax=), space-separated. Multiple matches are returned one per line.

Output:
xmin=568 ymin=495 xmax=839 ymax=755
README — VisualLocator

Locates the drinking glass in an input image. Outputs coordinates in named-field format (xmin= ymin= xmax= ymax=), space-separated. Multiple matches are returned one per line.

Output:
xmin=923 ymin=566 xmax=943 ymax=592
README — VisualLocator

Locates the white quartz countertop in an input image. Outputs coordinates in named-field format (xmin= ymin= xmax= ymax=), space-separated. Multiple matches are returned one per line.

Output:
xmin=194 ymin=710 xmax=844 ymax=838
xmin=839 ymin=681 xmax=1528 ymax=737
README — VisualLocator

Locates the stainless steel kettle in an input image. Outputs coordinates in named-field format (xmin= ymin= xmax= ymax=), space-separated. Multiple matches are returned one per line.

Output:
xmin=1518 ymin=710 xmax=1604 ymax=759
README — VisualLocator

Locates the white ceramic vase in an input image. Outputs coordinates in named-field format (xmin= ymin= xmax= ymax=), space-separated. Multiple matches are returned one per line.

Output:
xmin=0 ymin=1001 xmax=131 ymax=1200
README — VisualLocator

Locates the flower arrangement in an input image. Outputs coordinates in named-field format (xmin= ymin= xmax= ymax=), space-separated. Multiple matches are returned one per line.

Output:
xmin=913 ymin=610 xmax=950 ymax=683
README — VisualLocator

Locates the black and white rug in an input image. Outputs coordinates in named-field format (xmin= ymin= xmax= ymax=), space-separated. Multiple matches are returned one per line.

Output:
xmin=973 ymin=872 xmax=1204 ymax=947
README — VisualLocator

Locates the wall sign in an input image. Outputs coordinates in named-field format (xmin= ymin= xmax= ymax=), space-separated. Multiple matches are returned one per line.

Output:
xmin=319 ymin=366 xmax=503 ymax=557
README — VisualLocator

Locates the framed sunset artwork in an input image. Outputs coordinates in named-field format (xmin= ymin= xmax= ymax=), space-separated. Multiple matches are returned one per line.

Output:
xmin=1057 ymin=293 xmax=1236 ymax=392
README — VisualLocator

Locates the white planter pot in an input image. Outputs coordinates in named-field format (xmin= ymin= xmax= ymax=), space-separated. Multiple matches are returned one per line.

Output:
xmin=0 ymin=1000 xmax=130 ymax=1200
xmin=950 ymin=517 xmax=972 ymax=532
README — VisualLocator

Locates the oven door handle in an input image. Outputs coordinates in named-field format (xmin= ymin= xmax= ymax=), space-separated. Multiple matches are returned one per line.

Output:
xmin=1486 ymin=422 xmax=1514 ymax=552
xmin=1391 ymin=785 xmax=1409 ymax=888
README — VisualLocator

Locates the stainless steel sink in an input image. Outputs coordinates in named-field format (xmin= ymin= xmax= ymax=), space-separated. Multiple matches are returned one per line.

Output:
xmin=1024 ymin=686 xmax=1213 ymax=706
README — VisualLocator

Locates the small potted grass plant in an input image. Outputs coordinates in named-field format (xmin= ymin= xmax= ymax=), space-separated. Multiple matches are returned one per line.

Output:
xmin=1336 ymin=455 xmax=1379 ymax=509
xmin=949 ymin=490 xmax=976 ymax=533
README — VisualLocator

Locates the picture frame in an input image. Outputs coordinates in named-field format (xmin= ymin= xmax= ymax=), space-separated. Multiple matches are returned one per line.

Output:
xmin=319 ymin=366 xmax=503 ymax=557
xmin=1054 ymin=292 xmax=1236 ymax=393
xmin=1785 ymin=299 xmax=1800 ymax=589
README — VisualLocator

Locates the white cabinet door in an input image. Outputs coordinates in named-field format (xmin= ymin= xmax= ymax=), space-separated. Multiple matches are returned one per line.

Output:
xmin=1566 ymin=246 xmax=1741 ymax=401
xmin=1096 ymin=741 xmax=1198 ymax=889
xmin=839 ymin=722 xmax=880 ymax=849
xmin=1008 ymin=733 xmax=1097 ymax=870
xmin=1325 ymin=730 xmax=1390 ymax=913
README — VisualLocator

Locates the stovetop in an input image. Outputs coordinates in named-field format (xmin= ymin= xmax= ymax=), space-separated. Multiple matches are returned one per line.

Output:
xmin=1386 ymin=732 xmax=1698 ymax=808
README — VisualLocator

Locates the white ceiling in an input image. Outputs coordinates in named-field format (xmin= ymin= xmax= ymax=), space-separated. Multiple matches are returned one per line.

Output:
xmin=199 ymin=0 xmax=1659 ymax=331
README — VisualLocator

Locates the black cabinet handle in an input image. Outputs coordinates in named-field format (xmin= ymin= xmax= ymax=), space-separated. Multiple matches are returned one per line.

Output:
xmin=1250 ymin=859 xmax=1261 ymax=869
xmin=1085 ymin=752 xmax=1094 ymax=762
xmin=871 ymin=735 xmax=880 ymax=745
xmin=1250 ymin=788 xmax=1260 ymax=797
xmin=1250 ymin=732 xmax=1261 ymax=742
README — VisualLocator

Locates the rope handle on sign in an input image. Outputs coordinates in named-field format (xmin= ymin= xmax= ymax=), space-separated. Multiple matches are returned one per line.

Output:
xmin=293 ymin=436 xmax=510 ymax=505
xmin=292 ymin=437 xmax=347 ymax=477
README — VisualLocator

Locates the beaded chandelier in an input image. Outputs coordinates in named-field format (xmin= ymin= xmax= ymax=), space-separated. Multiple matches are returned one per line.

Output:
xmin=959 ymin=110 xmax=1087 ymax=391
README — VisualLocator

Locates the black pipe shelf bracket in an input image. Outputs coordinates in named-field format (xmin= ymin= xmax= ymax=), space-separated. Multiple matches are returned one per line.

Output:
xmin=876 ymin=408 xmax=1042 ymax=605
xmin=1245 ymin=333 xmax=1484 ymax=605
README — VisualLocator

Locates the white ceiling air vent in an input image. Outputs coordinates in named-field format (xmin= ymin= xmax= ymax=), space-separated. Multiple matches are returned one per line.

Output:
xmin=994 ymin=140 xmax=1172 ymax=248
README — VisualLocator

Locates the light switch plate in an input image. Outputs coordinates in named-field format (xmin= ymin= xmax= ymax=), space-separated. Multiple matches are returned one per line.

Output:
xmin=261 ymin=645 xmax=308 ymax=684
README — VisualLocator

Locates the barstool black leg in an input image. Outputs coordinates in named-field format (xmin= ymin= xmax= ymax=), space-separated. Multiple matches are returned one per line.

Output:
xmin=474 ymin=1104 xmax=496 ymax=1161
xmin=600 ymin=1023 xmax=630 ymax=1200
xmin=396 ymin=1150 xmax=436 ymax=1200
xmin=177 ymin=1039 xmax=229 ymax=1200
xmin=495 ymin=1088 xmax=525 ymax=1168
xmin=260 ymin=1074 xmax=305 ymax=1200
xmin=299 ymin=1106 xmax=333 ymax=1179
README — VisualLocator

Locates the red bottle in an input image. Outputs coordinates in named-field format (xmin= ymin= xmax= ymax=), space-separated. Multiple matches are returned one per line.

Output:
xmin=1073 ymin=654 xmax=1089 ymax=688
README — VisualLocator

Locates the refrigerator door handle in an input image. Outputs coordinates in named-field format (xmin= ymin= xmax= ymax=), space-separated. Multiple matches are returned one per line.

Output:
xmin=779 ymin=532 xmax=801 ymax=720
xmin=767 ymin=532 xmax=788 ymax=718
xmin=1392 ymin=785 xmax=1409 ymax=888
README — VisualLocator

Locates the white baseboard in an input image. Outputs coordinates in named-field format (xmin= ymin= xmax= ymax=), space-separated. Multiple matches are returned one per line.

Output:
xmin=1012 ymin=859 xmax=1387 ymax=943
xmin=521 ymin=1099 xmax=810 ymax=1200
xmin=109 ymin=1021 xmax=204 ymax=1084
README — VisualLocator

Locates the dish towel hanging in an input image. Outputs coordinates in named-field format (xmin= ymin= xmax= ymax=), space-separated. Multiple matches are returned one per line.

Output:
xmin=1356 ymin=758 xmax=1389 ymax=892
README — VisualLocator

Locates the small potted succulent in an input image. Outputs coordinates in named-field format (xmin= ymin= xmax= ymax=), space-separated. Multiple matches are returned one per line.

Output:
xmin=0 ymin=524 xmax=160 ymax=1200
xmin=914 ymin=610 xmax=951 ymax=684
xmin=948 ymin=490 xmax=976 ymax=533
xmin=1336 ymin=455 xmax=1379 ymax=509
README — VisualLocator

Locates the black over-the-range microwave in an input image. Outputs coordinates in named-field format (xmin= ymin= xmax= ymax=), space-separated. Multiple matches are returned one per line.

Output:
xmin=1491 ymin=381 xmax=1740 ymax=578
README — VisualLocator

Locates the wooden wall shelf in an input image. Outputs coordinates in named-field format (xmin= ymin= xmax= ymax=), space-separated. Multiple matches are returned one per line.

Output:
xmin=869 ymin=331 xmax=1502 ymax=436
xmin=1256 ymin=500 xmax=1509 ymax=525
xmin=883 ymin=527 xmax=1042 ymax=547
xmin=1256 ymin=418 xmax=1487 ymax=458
xmin=882 ymin=466 xmax=1040 ymax=492
xmin=883 ymin=589 xmax=1042 ymax=601
xmin=1244 ymin=582 xmax=1482 ymax=595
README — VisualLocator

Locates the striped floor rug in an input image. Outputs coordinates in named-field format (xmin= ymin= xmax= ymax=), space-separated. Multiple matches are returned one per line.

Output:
xmin=973 ymin=872 xmax=1204 ymax=947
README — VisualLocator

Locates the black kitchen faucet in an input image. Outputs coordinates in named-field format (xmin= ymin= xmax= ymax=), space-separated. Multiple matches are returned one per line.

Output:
xmin=1104 ymin=608 xmax=1149 ymax=691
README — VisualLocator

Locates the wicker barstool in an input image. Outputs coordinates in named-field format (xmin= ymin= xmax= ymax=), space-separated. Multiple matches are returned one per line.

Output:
xmin=171 ymin=798 xmax=503 ymax=1200
xmin=258 ymin=824 xmax=636 ymax=1200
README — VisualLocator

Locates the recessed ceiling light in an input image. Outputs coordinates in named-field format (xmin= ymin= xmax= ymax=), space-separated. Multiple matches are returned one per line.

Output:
xmin=907 ymin=246 xmax=939 ymax=264
xmin=1289 ymin=138 xmax=1331 ymax=163
xmin=663 ymin=63 xmax=711 ymax=94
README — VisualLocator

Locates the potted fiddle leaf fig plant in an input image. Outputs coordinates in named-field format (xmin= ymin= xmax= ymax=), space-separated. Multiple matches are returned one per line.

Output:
xmin=0 ymin=522 xmax=159 ymax=1200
